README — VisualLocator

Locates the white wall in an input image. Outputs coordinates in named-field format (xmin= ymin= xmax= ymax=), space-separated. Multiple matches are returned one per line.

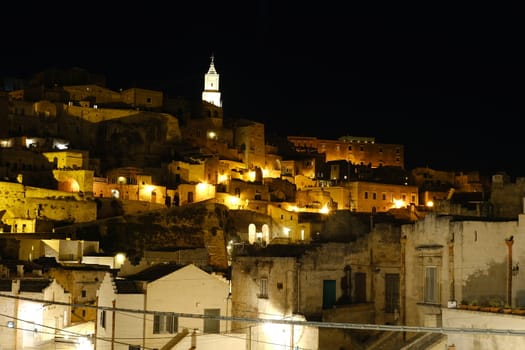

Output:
xmin=144 ymin=264 xmax=231 ymax=350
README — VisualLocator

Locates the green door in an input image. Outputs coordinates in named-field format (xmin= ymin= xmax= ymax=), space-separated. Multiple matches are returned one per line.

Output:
xmin=323 ymin=280 xmax=336 ymax=309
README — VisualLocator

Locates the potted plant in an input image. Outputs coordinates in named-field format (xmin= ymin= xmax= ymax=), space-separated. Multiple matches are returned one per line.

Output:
xmin=468 ymin=299 xmax=480 ymax=311
xmin=488 ymin=299 xmax=503 ymax=313
xmin=511 ymin=307 xmax=525 ymax=315
xmin=459 ymin=300 xmax=469 ymax=310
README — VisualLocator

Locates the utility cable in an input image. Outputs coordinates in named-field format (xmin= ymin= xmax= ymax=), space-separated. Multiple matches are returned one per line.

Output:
xmin=1 ymin=293 xmax=524 ymax=337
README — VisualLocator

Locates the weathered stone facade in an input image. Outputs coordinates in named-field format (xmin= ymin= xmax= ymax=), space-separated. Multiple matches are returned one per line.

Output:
xmin=402 ymin=212 xmax=525 ymax=344
xmin=287 ymin=135 xmax=404 ymax=169
xmin=489 ymin=174 xmax=525 ymax=219
xmin=231 ymin=219 xmax=404 ymax=349
xmin=49 ymin=264 xmax=110 ymax=323
xmin=0 ymin=181 xmax=97 ymax=232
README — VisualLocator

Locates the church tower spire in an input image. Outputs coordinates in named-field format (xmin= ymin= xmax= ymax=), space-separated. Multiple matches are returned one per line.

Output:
xmin=202 ymin=54 xmax=222 ymax=107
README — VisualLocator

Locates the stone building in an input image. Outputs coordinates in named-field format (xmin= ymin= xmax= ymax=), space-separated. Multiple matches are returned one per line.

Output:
xmin=0 ymin=181 xmax=97 ymax=232
xmin=287 ymin=135 xmax=404 ymax=168
xmin=303 ymin=181 xmax=419 ymax=213
xmin=401 ymin=211 xmax=525 ymax=348
xmin=96 ymin=263 xmax=244 ymax=350
xmin=346 ymin=181 xmax=419 ymax=212
xmin=0 ymin=91 xmax=8 ymax=137
xmin=42 ymin=149 xmax=95 ymax=195
xmin=94 ymin=166 xmax=167 ymax=205
xmin=489 ymin=173 xmax=525 ymax=219
xmin=231 ymin=216 xmax=405 ymax=349
xmin=62 ymin=84 xmax=121 ymax=105
xmin=0 ymin=274 xmax=72 ymax=350
xmin=49 ymin=263 xmax=111 ymax=323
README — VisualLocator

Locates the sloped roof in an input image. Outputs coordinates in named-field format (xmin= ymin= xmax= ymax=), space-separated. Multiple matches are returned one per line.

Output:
xmin=450 ymin=191 xmax=485 ymax=203
xmin=0 ymin=259 xmax=47 ymax=274
xmin=123 ymin=263 xmax=186 ymax=282
xmin=20 ymin=279 xmax=53 ymax=292
xmin=114 ymin=279 xmax=144 ymax=294
xmin=56 ymin=263 xmax=112 ymax=271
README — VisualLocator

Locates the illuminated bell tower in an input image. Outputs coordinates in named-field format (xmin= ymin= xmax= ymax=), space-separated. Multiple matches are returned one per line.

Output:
xmin=202 ymin=54 xmax=222 ymax=107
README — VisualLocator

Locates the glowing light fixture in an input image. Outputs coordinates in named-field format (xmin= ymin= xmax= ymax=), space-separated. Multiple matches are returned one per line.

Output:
xmin=218 ymin=173 xmax=228 ymax=183
xmin=319 ymin=205 xmax=330 ymax=214
xmin=393 ymin=199 xmax=406 ymax=209
xmin=228 ymin=196 xmax=240 ymax=207
xmin=115 ymin=253 xmax=126 ymax=266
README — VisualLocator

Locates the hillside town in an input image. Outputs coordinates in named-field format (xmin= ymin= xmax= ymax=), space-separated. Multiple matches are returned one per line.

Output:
xmin=1 ymin=57 xmax=525 ymax=350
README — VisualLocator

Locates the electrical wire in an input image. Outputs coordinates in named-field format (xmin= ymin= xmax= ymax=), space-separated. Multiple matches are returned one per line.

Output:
xmin=2 ymin=293 xmax=525 ymax=337
xmin=0 ymin=312 xmax=159 ymax=350
xmin=0 ymin=309 xmax=314 ymax=350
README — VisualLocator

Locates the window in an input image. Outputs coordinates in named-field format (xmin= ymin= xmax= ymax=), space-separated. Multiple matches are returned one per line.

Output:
xmin=259 ymin=278 xmax=268 ymax=298
xmin=81 ymin=290 xmax=87 ymax=298
xmin=204 ymin=309 xmax=220 ymax=334
xmin=364 ymin=192 xmax=368 ymax=199
xmin=372 ymin=192 xmax=376 ymax=200
xmin=129 ymin=346 xmax=140 ymax=350
xmin=354 ymin=272 xmax=366 ymax=303
xmin=153 ymin=314 xmax=178 ymax=334
xmin=322 ymin=280 xmax=337 ymax=309
xmin=382 ymin=193 xmax=386 ymax=200
xmin=424 ymin=266 xmax=439 ymax=303
xmin=385 ymin=274 xmax=400 ymax=313
xmin=100 ymin=310 xmax=106 ymax=329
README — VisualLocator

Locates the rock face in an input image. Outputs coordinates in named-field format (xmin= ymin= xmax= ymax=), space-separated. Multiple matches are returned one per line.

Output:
xmin=66 ymin=202 xmax=236 ymax=271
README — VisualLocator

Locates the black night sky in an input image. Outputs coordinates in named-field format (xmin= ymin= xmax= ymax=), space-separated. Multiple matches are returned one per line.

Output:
xmin=2 ymin=2 xmax=523 ymax=176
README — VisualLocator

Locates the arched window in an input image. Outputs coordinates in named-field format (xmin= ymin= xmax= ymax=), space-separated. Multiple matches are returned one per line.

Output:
xmin=248 ymin=223 xmax=256 ymax=244
xmin=262 ymin=224 xmax=270 ymax=243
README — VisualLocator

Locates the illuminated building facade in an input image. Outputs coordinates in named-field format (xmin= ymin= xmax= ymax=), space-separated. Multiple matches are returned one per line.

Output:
xmin=287 ymin=135 xmax=404 ymax=168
